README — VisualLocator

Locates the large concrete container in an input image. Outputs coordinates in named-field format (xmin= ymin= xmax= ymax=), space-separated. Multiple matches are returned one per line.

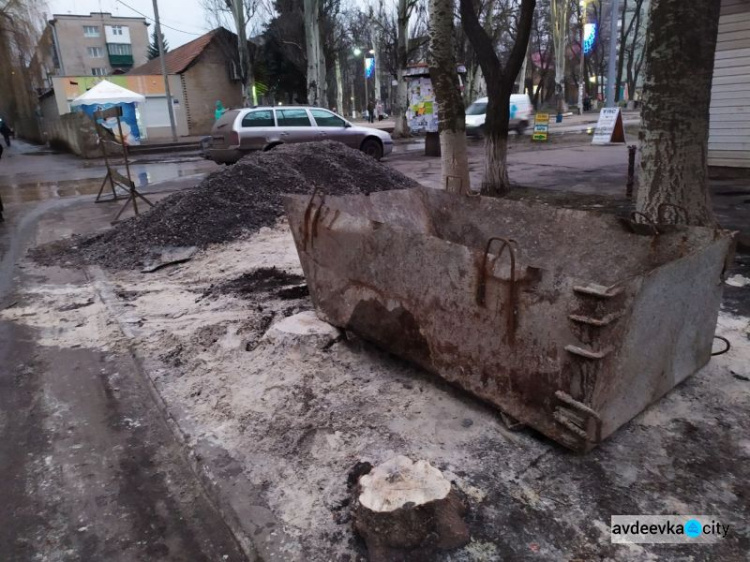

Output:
xmin=283 ymin=188 xmax=734 ymax=451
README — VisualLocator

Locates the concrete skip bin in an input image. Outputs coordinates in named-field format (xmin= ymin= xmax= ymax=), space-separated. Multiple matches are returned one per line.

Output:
xmin=283 ymin=187 xmax=735 ymax=451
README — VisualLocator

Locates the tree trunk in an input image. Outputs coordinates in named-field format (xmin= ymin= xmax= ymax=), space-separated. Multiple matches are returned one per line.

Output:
xmin=335 ymin=55 xmax=344 ymax=114
xmin=636 ymin=0 xmax=720 ymax=227
xmin=460 ymin=0 xmax=536 ymax=195
xmin=393 ymin=0 xmax=410 ymax=138
xmin=482 ymin=81 xmax=512 ymax=194
xmin=551 ymin=0 xmax=570 ymax=116
xmin=304 ymin=0 xmax=327 ymax=107
xmin=615 ymin=0 xmax=629 ymax=102
xmin=230 ymin=0 xmax=254 ymax=106
xmin=429 ymin=0 xmax=470 ymax=194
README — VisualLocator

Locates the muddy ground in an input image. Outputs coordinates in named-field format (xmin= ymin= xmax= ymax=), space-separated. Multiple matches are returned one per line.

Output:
xmin=6 ymin=215 xmax=749 ymax=561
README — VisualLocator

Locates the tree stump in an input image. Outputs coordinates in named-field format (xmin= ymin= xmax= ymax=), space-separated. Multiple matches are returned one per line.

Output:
xmin=352 ymin=456 xmax=470 ymax=561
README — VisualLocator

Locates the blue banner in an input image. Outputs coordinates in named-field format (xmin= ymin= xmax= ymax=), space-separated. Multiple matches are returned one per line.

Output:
xmin=365 ymin=57 xmax=375 ymax=79
xmin=583 ymin=23 xmax=597 ymax=55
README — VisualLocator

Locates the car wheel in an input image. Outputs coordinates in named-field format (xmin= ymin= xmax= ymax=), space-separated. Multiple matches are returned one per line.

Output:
xmin=361 ymin=138 xmax=383 ymax=160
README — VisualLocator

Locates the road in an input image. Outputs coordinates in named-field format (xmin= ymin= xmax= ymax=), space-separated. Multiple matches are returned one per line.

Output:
xmin=0 ymin=142 xmax=248 ymax=561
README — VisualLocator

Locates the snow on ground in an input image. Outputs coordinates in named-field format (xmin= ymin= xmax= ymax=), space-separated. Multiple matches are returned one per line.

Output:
xmin=6 ymin=221 xmax=750 ymax=560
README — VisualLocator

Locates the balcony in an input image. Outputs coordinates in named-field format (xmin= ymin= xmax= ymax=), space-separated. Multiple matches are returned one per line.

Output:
xmin=108 ymin=53 xmax=134 ymax=68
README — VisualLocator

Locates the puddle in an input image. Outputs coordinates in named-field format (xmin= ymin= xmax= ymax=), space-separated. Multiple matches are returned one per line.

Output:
xmin=0 ymin=161 xmax=215 ymax=204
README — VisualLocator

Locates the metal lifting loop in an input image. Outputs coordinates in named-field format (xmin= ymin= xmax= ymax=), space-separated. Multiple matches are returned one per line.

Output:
xmin=476 ymin=237 xmax=519 ymax=340
xmin=301 ymin=186 xmax=325 ymax=250
xmin=711 ymin=335 xmax=731 ymax=357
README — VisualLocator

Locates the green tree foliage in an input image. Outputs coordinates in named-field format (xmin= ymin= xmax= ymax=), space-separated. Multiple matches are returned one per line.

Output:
xmin=148 ymin=29 xmax=169 ymax=60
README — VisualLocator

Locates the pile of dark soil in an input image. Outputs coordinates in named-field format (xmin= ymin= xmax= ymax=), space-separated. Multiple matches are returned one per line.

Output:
xmin=209 ymin=267 xmax=307 ymax=301
xmin=34 ymin=141 xmax=418 ymax=270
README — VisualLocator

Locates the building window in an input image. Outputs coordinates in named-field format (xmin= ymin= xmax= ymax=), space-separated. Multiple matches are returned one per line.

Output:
xmin=111 ymin=25 xmax=124 ymax=36
xmin=87 ymin=47 xmax=103 ymax=58
xmin=83 ymin=25 xmax=100 ymax=37
xmin=91 ymin=68 xmax=107 ymax=76
xmin=107 ymin=43 xmax=132 ymax=56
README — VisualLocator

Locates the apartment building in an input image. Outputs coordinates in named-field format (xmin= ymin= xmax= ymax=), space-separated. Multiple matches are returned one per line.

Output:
xmin=32 ymin=12 xmax=149 ymax=88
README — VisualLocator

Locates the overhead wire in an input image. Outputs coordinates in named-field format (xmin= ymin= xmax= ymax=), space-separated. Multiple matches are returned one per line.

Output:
xmin=113 ymin=0 xmax=205 ymax=36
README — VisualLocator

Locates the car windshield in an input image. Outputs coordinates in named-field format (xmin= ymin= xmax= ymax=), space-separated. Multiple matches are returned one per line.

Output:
xmin=466 ymin=102 xmax=487 ymax=115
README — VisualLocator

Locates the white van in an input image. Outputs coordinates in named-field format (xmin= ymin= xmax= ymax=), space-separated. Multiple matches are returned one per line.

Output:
xmin=465 ymin=94 xmax=534 ymax=136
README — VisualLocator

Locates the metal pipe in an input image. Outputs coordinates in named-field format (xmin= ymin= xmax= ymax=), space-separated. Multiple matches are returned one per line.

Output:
xmin=626 ymin=144 xmax=636 ymax=198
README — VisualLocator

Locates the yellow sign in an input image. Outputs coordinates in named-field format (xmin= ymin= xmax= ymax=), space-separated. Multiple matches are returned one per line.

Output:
xmin=532 ymin=113 xmax=550 ymax=141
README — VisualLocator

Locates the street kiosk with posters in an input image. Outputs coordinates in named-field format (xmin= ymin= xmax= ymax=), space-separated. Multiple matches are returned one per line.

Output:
xmin=592 ymin=107 xmax=626 ymax=145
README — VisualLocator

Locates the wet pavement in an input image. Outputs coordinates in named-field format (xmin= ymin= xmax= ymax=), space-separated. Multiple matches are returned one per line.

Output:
xmin=0 ymin=140 xmax=218 ymax=205
xmin=0 ymin=142 xmax=248 ymax=561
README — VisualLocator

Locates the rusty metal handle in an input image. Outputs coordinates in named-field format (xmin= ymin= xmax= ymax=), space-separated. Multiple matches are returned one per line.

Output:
xmin=476 ymin=237 xmax=517 ymax=306
xmin=476 ymin=237 xmax=519 ymax=342
xmin=656 ymin=203 xmax=688 ymax=225
xmin=301 ymin=186 xmax=325 ymax=250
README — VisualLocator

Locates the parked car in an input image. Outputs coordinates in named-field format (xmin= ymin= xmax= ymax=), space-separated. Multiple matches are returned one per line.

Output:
xmin=205 ymin=106 xmax=394 ymax=164
xmin=465 ymin=94 xmax=534 ymax=136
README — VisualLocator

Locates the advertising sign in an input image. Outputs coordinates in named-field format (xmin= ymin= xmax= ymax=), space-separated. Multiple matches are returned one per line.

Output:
xmin=592 ymin=107 xmax=625 ymax=145
xmin=79 ymin=102 xmax=142 ymax=145
xmin=532 ymin=113 xmax=550 ymax=141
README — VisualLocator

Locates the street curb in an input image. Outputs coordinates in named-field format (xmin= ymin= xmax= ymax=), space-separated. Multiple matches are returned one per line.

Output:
xmin=87 ymin=266 xmax=304 ymax=562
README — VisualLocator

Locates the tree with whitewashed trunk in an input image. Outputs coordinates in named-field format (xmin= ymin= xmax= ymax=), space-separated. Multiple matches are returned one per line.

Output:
xmin=460 ymin=0 xmax=536 ymax=196
xmin=304 ymin=0 xmax=327 ymax=106
xmin=428 ymin=0 xmax=470 ymax=194
xmin=393 ymin=0 xmax=418 ymax=137
xmin=636 ymin=0 xmax=720 ymax=227
xmin=550 ymin=0 xmax=570 ymax=118
xmin=335 ymin=54 xmax=344 ymax=114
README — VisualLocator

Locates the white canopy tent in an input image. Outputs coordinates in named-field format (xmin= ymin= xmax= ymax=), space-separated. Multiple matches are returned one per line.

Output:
xmin=70 ymin=79 xmax=145 ymax=107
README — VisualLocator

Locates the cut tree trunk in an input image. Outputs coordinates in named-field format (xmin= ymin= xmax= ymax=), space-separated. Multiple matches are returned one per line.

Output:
xmin=352 ymin=456 xmax=469 ymax=562
xmin=636 ymin=0 xmax=721 ymax=227
xmin=429 ymin=0 xmax=470 ymax=193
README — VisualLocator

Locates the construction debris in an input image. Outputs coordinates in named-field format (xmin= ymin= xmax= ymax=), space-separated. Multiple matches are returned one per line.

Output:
xmin=32 ymin=142 xmax=418 ymax=270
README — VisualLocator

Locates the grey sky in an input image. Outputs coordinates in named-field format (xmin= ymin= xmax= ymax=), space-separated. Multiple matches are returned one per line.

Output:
xmin=47 ymin=0 xmax=212 ymax=48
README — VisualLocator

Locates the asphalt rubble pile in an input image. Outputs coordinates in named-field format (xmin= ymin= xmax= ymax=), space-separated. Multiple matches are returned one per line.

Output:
xmin=34 ymin=141 xmax=418 ymax=270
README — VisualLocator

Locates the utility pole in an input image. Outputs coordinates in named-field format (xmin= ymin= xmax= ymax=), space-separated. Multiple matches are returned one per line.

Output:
xmin=152 ymin=0 xmax=178 ymax=141
xmin=605 ymin=0 xmax=620 ymax=108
